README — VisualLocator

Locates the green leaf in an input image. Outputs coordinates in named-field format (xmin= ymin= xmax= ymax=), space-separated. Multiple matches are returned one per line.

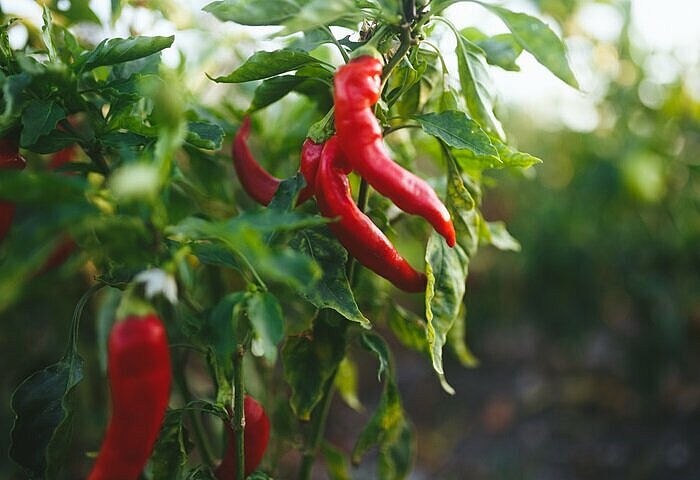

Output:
xmin=479 ymin=220 xmax=521 ymax=251
xmin=387 ymin=303 xmax=429 ymax=355
xmin=446 ymin=306 xmax=479 ymax=368
xmin=10 ymin=357 xmax=84 ymax=479
xmin=491 ymin=137 xmax=543 ymax=168
xmin=479 ymin=3 xmax=579 ymax=88
xmin=361 ymin=332 xmax=391 ymax=382
xmin=468 ymin=31 xmax=523 ymax=72
xmin=211 ymin=49 xmax=323 ymax=83
xmin=415 ymin=110 xmax=499 ymax=163
xmin=0 ymin=171 xmax=87 ymax=205
xmin=202 ymin=292 xmax=248 ymax=371
xmin=334 ymin=357 xmax=363 ymax=412
xmin=455 ymin=33 xmax=505 ymax=139
xmin=41 ymin=6 xmax=58 ymax=62
xmin=279 ymin=0 xmax=357 ymax=36
xmin=322 ymin=442 xmax=352 ymax=480
xmin=424 ymin=232 xmax=468 ymax=395
xmin=247 ymin=292 xmax=285 ymax=364
xmin=47 ymin=0 xmax=100 ymax=25
xmin=186 ymin=121 xmax=225 ymax=150
xmin=248 ymin=74 xmax=329 ymax=112
xmin=150 ymin=410 xmax=193 ymax=479
xmin=77 ymin=35 xmax=174 ymax=71
xmin=20 ymin=99 xmax=65 ymax=148
xmin=353 ymin=334 xmax=406 ymax=466
xmin=282 ymin=313 xmax=347 ymax=420
xmin=290 ymin=227 xmax=370 ymax=328
xmin=378 ymin=420 xmax=414 ymax=480
xmin=446 ymin=157 xmax=479 ymax=256
xmin=0 ymin=73 xmax=31 ymax=135
xmin=203 ymin=0 xmax=300 ymax=26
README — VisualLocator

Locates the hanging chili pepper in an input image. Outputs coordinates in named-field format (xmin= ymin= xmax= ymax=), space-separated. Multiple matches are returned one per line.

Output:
xmin=232 ymin=117 xmax=319 ymax=206
xmin=334 ymin=55 xmax=456 ymax=247
xmin=215 ymin=395 xmax=270 ymax=479
xmin=315 ymin=136 xmax=427 ymax=292
xmin=88 ymin=314 xmax=171 ymax=480
xmin=0 ymin=134 xmax=27 ymax=242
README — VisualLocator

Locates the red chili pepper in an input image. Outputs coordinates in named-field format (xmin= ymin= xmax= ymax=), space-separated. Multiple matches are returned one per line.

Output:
xmin=215 ymin=395 xmax=270 ymax=479
xmin=88 ymin=314 xmax=171 ymax=480
xmin=334 ymin=55 xmax=456 ymax=247
xmin=315 ymin=136 xmax=427 ymax=292
xmin=0 ymin=134 xmax=27 ymax=242
xmin=232 ymin=117 xmax=319 ymax=206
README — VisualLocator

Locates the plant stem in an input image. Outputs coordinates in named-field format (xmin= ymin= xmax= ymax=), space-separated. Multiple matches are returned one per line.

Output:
xmin=233 ymin=345 xmax=246 ymax=480
xmin=381 ymin=27 xmax=413 ymax=85
xmin=323 ymin=25 xmax=350 ymax=63
xmin=173 ymin=351 xmax=216 ymax=466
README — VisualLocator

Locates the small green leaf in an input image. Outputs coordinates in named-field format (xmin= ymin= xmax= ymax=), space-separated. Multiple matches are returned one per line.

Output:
xmin=150 ymin=410 xmax=193 ymax=479
xmin=479 ymin=220 xmax=521 ymax=252
xmin=77 ymin=35 xmax=174 ymax=71
xmin=480 ymin=3 xmax=579 ymax=88
xmin=474 ymin=33 xmax=523 ymax=71
xmin=334 ymin=357 xmax=363 ymax=412
xmin=203 ymin=0 xmax=300 ymax=26
xmin=186 ymin=121 xmax=225 ymax=150
xmin=282 ymin=314 xmax=347 ymax=420
xmin=491 ymin=137 xmax=543 ymax=168
xmin=378 ymin=420 xmax=414 ymax=480
xmin=290 ymin=228 xmax=370 ymax=328
xmin=361 ymin=332 xmax=391 ymax=382
xmin=415 ymin=110 xmax=499 ymax=163
xmin=447 ymin=306 xmax=479 ymax=368
xmin=20 ymin=100 xmax=65 ymax=148
xmin=211 ymin=49 xmax=323 ymax=83
xmin=247 ymin=292 xmax=285 ymax=364
xmin=387 ymin=303 xmax=428 ymax=355
xmin=322 ymin=442 xmax=352 ymax=480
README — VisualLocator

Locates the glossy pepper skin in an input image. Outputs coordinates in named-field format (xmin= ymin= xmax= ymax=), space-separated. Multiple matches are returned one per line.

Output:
xmin=88 ymin=315 xmax=171 ymax=480
xmin=215 ymin=395 xmax=271 ymax=479
xmin=334 ymin=55 xmax=457 ymax=247
xmin=0 ymin=135 xmax=27 ymax=242
xmin=315 ymin=136 xmax=427 ymax=292
xmin=233 ymin=117 xmax=319 ymax=206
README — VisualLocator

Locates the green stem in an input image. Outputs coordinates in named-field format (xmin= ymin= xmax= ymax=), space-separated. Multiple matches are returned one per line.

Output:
xmin=173 ymin=351 xmax=216 ymax=466
xmin=66 ymin=283 xmax=105 ymax=358
xmin=233 ymin=345 xmax=246 ymax=480
xmin=381 ymin=27 xmax=413 ymax=86
xmin=322 ymin=25 xmax=350 ymax=63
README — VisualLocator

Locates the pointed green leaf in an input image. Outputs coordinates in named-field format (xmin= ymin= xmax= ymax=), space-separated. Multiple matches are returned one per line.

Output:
xmin=415 ymin=110 xmax=499 ymax=163
xmin=322 ymin=442 xmax=352 ymax=480
xmin=282 ymin=314 xmax=347 ymax=420
xmin=447 ymin=306 xmax=479 ymax=368
xmin=203 ymin=0 xmax=300 ymax=26
xmin=150 ymin=410 xmax=193 ymax=479
xmin=279 ymin=0 xmax=357 ymax=36
xmin=211 ymin=49 xmax=323 ymax=83
xmin=480 ymin=4 xmax=579 ymax=88
xmin=20 ymin=99 xmax=65 ymax=148
xmin=290 ymin=227 xmax=370 ymax=328
xmin=479 ymin=220 xmax=521 ymax=252
xmin=77 ymin=35 xmax=174 ymax=71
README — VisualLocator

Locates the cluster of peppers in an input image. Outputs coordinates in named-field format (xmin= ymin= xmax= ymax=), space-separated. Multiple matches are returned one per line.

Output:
xmin=233 ymin=55 xmax=456 ymax=292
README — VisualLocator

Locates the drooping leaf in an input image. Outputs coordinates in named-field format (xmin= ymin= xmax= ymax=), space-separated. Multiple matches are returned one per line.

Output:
xmin=278 ymin=0 xmax=357 ymax=36
xmin=20 ymin=99 xmax=65 ymax=148
xmin=322 ymin=442 xmax=353 ymax=480
xmin=479 ymin=220 xmax=521 ymax=252
xmin=282 ymin=313 xmax=347 ymax=420
xmin=480 ymin=3 xmax=579 ymax=88
xmin=290 ymin=227 xmax=370 ymax=328
xmin=446 ymin=305 xmax=479 ymax=368
xmin=334 ymin=357 xmax=363 ymax=412
xmin=186 ymin=121 xmax=225 ymax=150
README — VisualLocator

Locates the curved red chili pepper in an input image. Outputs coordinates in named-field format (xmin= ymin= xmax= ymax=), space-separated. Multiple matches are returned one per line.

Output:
xmin=88 ymin=314 xmax=171 ymax=480
xmin=215 ymin=395 xmax=271 ymax=478
xmin=315 ymin=136 xmax=427 ymax=292
xmin=334 ymin=56 xmax=457 ymax=247
xmin=0 ymin=134 xmax=27 ymax=242
xmin=233 ymin=117 xmax=319 ymax=206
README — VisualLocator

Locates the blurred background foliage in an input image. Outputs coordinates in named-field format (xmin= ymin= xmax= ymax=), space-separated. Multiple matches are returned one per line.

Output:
xmin=1 ymin=0 xmax=699 ymax=478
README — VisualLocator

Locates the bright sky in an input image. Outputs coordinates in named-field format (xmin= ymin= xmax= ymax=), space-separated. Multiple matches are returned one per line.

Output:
xmin=2 ymin=0 xmax=699 ymax=132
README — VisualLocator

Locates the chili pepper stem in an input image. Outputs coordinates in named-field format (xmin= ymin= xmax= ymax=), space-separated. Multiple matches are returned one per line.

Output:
xmin=233 ymin=345 xmax=246 ymax=480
